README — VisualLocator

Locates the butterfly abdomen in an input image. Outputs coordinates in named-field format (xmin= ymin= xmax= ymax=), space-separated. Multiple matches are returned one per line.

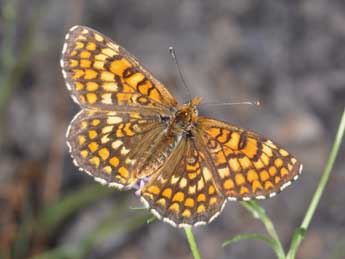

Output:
xmin=135 ymin=129 xmax=182 ymax=179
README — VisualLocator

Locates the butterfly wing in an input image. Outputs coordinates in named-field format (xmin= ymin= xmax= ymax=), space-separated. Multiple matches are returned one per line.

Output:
xmin=61 ymin=25 xmax=177 ymax=112
xmin=195 ymin=117 xmax=303 ymax=200
xmin=67 ymin=109 xmax=166 ymax=188
xmin=140 ymin=136 xmax=226 ymax=227
xmin=61 ymin=26 xmax=179 ymax=188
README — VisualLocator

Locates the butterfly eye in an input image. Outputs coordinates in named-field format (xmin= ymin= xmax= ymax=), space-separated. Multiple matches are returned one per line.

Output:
xmin=160 ymin=115 xmax=170 ymax=124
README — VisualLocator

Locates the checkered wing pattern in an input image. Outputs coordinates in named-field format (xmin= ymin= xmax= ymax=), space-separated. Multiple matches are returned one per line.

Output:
xmin=62 ymin=25 xmax=303 ymax=228
xmin=197 ymin=117 xmax=303 ymax=200
xmin=67 ymin=109 xmax=164 ymax=188
xmin=140 ymin=136 xmax=226 ymax=227
xmin=61 ymin=25 xmax=177 ymax=112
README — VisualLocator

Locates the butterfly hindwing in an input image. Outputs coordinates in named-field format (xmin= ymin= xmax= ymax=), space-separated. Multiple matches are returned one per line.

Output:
xmin=197 ymin=117 xmax=302 ymax=200
xmin=67 ymin=109 xmax=164 ymax=188
xmin=140 ymin=137 xmax=226 ymax=227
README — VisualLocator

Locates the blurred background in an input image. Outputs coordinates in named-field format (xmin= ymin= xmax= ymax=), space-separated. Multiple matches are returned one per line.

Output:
xmin=1 ymin=0 xmax=345 ymax=258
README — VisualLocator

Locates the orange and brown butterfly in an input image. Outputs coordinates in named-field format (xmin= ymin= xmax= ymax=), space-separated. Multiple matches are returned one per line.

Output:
xmin=61 ymin=25 xmax=302 ymax=227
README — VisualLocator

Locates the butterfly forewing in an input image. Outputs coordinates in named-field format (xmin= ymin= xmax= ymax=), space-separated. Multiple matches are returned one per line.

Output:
xmin=197 ymin=117 xmax=302 ymax=200
xmin=61 ymin=26 xmax=177 ymax=112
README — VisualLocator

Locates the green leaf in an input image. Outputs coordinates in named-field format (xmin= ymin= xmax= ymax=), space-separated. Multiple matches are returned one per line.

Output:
xmin=240 ymin=201 xmax=285 ymax=257
xmin=240 ymin=201 xmax=265 ymax=219
xmin=223 ymin=233 xmax=276 ymax=249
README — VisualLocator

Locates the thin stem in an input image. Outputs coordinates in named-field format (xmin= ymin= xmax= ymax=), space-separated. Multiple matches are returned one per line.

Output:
xmin=287 ymin=109 xmax=345 ymax=259
xmin=241 ymin=201 xmax=285 ymax=259
xmin=184 ymin=227 xmax=201 ymax=259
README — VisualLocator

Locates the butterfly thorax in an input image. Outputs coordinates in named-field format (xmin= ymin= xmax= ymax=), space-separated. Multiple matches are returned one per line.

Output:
xmin=169 ymin=96 xmax=202 ymax=135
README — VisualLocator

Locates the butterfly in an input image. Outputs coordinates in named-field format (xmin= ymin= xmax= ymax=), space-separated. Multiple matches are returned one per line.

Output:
xmin=60 ymin=25 xmax=302 ymax=227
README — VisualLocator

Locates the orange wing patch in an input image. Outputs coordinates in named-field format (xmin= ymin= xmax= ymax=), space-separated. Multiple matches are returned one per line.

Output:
xmin=140 ymin=137 xmax=226 ymax=227
xmin=66 ymin=109 xmax=164 ymax=188
xmin=61 ymin=26 xmax=177 ymax=112
xmin=197 ymin=117 xmax=302 ymax=200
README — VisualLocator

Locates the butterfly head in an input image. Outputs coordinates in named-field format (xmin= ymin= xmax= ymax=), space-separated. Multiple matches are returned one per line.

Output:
xmin=172 ymin=97 xmax=202 ymax=133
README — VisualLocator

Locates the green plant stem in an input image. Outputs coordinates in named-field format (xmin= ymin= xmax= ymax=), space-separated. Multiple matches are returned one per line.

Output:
xmin=241 ymin=201 xmax=285 ymax=259
xmin=184 ymin=227 xmax=201 ymax=259
xmin=287 ymin=109 xmax=345 ymax=259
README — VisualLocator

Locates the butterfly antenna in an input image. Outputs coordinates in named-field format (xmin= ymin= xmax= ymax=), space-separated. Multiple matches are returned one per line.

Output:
xmin=169 ymin=46 xmax=192 ymax=100
xmin=201 ymin=100 xmax=261 ymax=108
